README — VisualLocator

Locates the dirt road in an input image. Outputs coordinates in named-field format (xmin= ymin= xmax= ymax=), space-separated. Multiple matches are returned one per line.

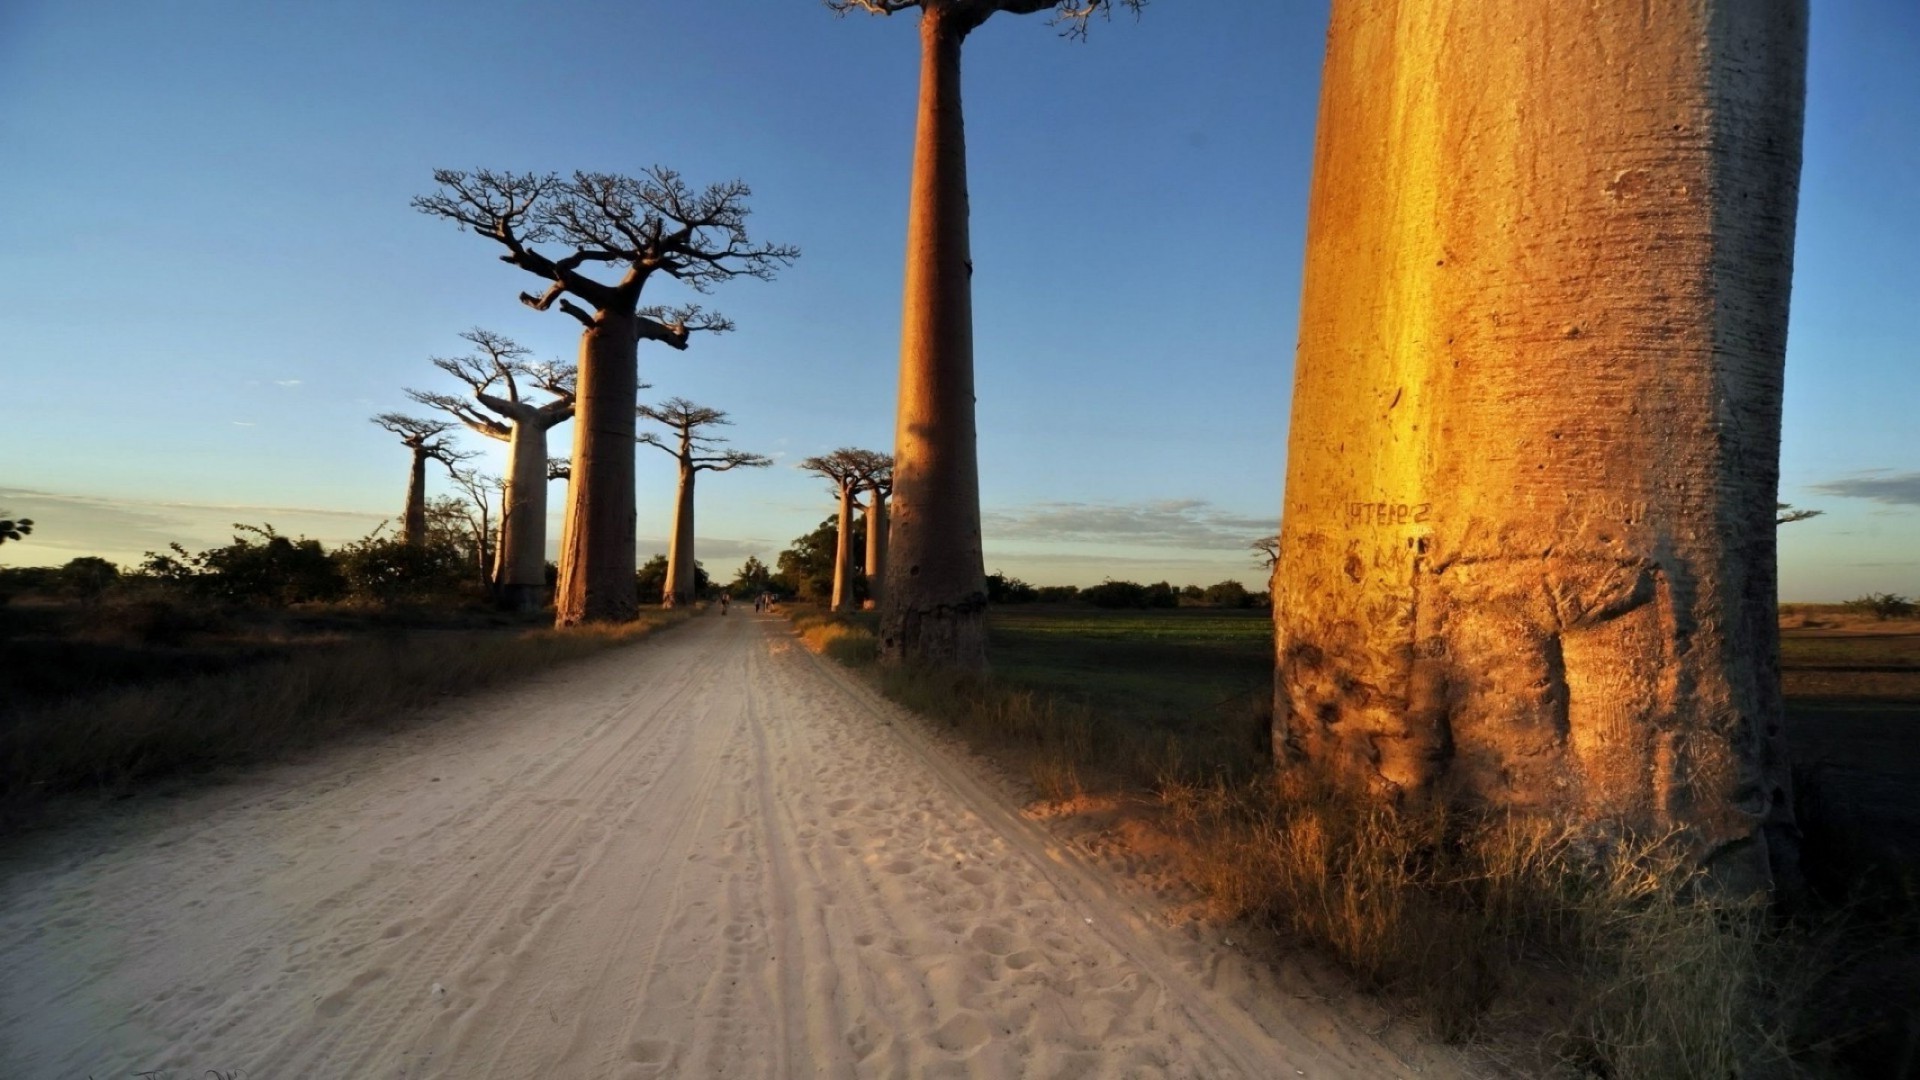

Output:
xmin=0 ymin=612 xmax=1467 ymax=1078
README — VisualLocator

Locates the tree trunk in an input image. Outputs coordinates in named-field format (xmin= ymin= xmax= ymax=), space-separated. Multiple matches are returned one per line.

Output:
xmin=831 ymin=484 xmax=856 ymax=613
xmin=878 ymin=7 xmax=987 ymax=669
xmin=402 ymin=447 xmax=429 ymax=547
xmin=863 ymin=491 xmax=888 ymax=611
xmin=1274 ymin=0 xmax=1806 ymax=891
xmin=499 ymin=419 xmax=550 ymax=612
xmin=555 ymin=312 xmax=641 ymax=625
xmin=664 ymin=462 xmax=697 ymax=608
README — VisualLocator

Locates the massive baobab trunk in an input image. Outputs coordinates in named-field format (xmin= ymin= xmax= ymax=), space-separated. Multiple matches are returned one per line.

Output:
xmin=499 ymin=422 xmax=555 ymax=609
xmin=402 ymin=448 xmax=431 ymax=547
xmin=832 ymin=483 xmax=859 ymax=613
xmin=880 ymin=6 xmax=987 ymax=667
xmin=864 ymin=487 xmax=889 ymax=610
xmin=1274 ymin=0 xmax=1806 ymax=889
xmin=665 ymin=463 xmax=697 ymax=607
xmin=557 ymin=315 xmax=641 ymax=624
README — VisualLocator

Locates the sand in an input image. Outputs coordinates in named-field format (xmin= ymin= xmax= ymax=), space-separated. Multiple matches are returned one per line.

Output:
xmin=0 ymin=612 xmax=1474 ymax=1078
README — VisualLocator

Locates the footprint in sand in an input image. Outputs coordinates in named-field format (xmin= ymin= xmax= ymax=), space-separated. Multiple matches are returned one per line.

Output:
xmin=314 ymin=966 xmax=389 ymax=1018
xmin=931 ymin=1012 xmax=991 ymax=1053
xmin=626 ymin=1038 xmax=673 ymax=1063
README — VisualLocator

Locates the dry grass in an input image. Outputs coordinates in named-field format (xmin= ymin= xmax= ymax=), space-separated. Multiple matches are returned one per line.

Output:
xmin=1155 ymin=773 xmax=1824 ymax=1074
xmin=0 ymin=614 xmax=682 ymax=813
xmin=789 ymin=605 xmax=1906 ymax=1076
xmin=791 ymin=610 xmax=880 ymax=667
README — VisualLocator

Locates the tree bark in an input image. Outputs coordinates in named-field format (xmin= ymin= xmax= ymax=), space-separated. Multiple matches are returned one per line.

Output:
xmin=878 ymin=6 xmax=987 ymax=669
xmin=402 ymin=447 xmax=429 ymax=547
xmin=664 ymin=461 xmax=697 ymax=607
xmin=555 ymin=312 xmax=641 ymax=625
xmin=831 ymin=484 xmax=857 ymax=613
xmin=863 ymin=490 xmax=889 ymax=611
xmin=499 ymin=420 xmax=551 ymax=612
xmin=1274 ymin=0 xmax=1806 ymax=891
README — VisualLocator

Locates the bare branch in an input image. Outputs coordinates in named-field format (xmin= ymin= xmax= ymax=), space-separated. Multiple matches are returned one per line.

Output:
xmin=405 ymin=388 xmax=511 ymax=441
xmin=693 ymin=450 xmax=773 ymax=474
xmin=799 ymin=447 xmax=889 ymax=496
xmin=546 ymin=457 xmax=571 ymax=482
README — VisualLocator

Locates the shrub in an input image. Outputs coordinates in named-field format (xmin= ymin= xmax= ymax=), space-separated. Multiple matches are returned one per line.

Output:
xmin=986 ymin=571 xmax=1038 ymax=604
xmin=1201 ymin=579 xmax=1254 ymax=608
xmin=334 ymin=536 xmax=470 ymax=605
xmin=140 ymin=524 xmax=345 ymax=606
xmin=1843 ymin=592 xmax=1916 ymax=620
xmin=56 ymin=556 xmax=121 ymax=600
xmin=1082 ymin=579 xmax=1149 ymax=608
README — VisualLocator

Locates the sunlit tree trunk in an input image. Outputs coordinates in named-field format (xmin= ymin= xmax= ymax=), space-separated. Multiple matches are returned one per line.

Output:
xmin=1274 ymin=0 xmax=1806 ymax=890
xmin=556 ymin=314 xmax=640 ymax=625
xmin=402 ymin=448 xmax=430 ymax=547
xmin=500 ymin=422 xmax=552 ymax=611
xmin=664 ymin=461 xmax=697 ymax=607
xmin=879 ymin=5 xmax=987 ymax=669
xmin=863 ymin=489 xmax=889 ymax=610
xmin=831 ymin=484 xmax=858 ymax=613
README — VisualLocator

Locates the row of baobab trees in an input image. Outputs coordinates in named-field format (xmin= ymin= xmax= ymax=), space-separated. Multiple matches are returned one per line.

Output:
xmin=369 ymin=326 xmax=787 ymax=611
xmin=403 ymin=0 xmax=1809 ymax=891
xmin=369 ymin=326 xmax=899 ymax=615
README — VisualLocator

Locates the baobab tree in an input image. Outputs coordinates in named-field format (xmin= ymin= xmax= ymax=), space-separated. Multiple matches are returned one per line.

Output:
xmin=638 ymin=397 xmax=772 ymax=607
xmin=413 ymin=168 xmax=796 ymax=625
xmin=1273 ymin=0 xmax=1806 ymax=889
xmin=443 ymin=465 xmax=505 ymax=590
xmin=800 ymin=448 xmax=890 ymax=613
xmin=861 ymin=456 xmax=895 ymax=609
xmin=407 ymin=329 xmax=576 ymax=611
xmin=827 ymin=0 xmax=1141 ymax=669
xmin=371 ymin=414 xmax=467 ymax=546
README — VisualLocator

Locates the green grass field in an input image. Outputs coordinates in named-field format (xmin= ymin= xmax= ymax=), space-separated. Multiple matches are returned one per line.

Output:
xmin=988 ymin=606 xmax=1270 ymax=724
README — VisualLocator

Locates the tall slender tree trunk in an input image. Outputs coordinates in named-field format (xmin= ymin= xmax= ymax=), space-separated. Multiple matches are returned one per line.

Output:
xmin=1274 ymin=0 xmax=1806 ymax=890
xmin=831 ymin=484 xmax=857 ymax=613
xmin=556 ymin=313 xmax=640 ymax=625
xmin=499 ymin=421 xmax=551 ymax=611
xmin=878 ymin=7 xmax=987 ymax=669
xmin=664 ymin=462 xmax=697 ymax=607
xmin=863 ymin=491 xmax=888 ymax=611
xmin=402 ymin=448 xmax=429 ymax=547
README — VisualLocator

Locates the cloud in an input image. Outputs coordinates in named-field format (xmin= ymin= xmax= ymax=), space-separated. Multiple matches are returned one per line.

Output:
xmin=0 ymin=488 xmax=385 ymax=568
xmin=231 ymin=421 xmax=256 ymax=426
xmin=273 ymin=379 xmax=303 ymax=387
xmin=1810 ymin=471 xmax=1920 ymax=507
xmin=983 ymin=498 xmax=1275 ymax=551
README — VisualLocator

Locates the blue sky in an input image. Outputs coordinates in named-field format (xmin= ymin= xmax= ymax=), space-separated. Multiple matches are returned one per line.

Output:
xmin=1 ymin=1 xmax=1914 ymax=597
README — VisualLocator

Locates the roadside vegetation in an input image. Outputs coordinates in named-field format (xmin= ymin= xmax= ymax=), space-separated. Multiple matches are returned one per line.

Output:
xmin=790 ymin=600 xmax=1919 ymax=1079
xmin=0 ymin=519 xmax=686 ymax=825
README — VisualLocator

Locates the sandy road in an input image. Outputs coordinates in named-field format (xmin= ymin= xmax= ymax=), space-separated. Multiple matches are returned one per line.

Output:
xmin=0 ymin=612 xmax=1469 ymax=1079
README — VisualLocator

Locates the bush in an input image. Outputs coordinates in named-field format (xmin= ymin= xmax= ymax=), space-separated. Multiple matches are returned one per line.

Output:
xmin=140 ymin=525 xmax=345 ymax=606
xmin=986 ymin=571 xmax=1038 ymax=604
xmin=1844 ymin=592 xmax=1916 ymax=620
xmin=1033 ymin=585 xmax=1080 ymax=604
xmin=333 ymin=536 xmax=469 ymax=605
xmin=1201 ymin=579 xmax=1254 ymax=608
xmin=1081 ymin=579 xmax=1179 ymax=609
xmin=56 ymin=556 xmax=121 ymax=600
